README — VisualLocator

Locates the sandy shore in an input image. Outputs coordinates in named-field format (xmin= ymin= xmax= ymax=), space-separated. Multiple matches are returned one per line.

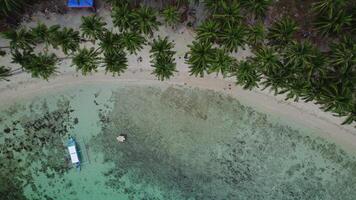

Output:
xmin=0 ymin=7 xmax=355 ymax=152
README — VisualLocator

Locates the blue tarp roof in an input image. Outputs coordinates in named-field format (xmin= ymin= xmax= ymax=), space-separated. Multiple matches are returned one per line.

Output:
xmin=67 ymin=0 xmax=94 ymax=7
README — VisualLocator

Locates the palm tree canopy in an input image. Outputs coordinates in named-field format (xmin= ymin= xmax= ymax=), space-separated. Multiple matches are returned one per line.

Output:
xmin=80 ymin=15 xmax=107 ymax=40
xmin=254 ymin=46 xmax=283 ymax=75
xmin=72 ymin=47 xmax=101 ymax=75
xmin=268 ymin=17 xmax=299 ymax=46
xmin=151 ymin=55 xmax=177 ymax=81
xmin=131 ymin=6 xmax=160 ymax=36
xmin=30 ymin=23 xmax=60 ymax=45
xmin=51 ymin=27 xmax=80 ymax=55
xmin=213 ymin=0 xmax=242 ymax=27
xmin=99 ymin=31 xmax=122 ymax=55
xmin=25 ymin=52 xmax=58 ymax=80
xmin=111 ymin=3 xmax=133 ymax=32
xmin=162 ymin=6 xmax=180 ymax=27
xmin=219 ymin=23 xmax=247 ymax=52
xmin=119 ymin=31 xmax=146 ymax=55
xmin=0 ymin=0 xmax=24 ymax=17
xmin=284 ymin=40 xmax=316 ymax=70
xmin=150 ymin=36 xmax=175 ymax=58
xmin=240 ymin=0 xmax=272 ymax=19
xmin=2 ymin=28 xmax=35 ymax=50
xmin=329 ymin=35 xmax=356 ymax=74
xmin=196 ymin=20 xmax=220 ymax=43
xmin=312 ymin=0 xmax=346 ymax=16
xmin=234 ymin=60 xmax=260 ymax=90
xmin=187 ymin=40 xmax=216 ymax=77
xmin=209 ymin=49 xmax=235 ymax=77
xmin=103 ymin=51 xmax=128 ymax=76
xmin=247 ymin=22 xmax=266 ymax=47
xmin=314 ymin=9 xmax=352 ymax=36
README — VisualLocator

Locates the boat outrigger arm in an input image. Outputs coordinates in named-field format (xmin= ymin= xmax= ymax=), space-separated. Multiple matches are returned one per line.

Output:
xmin=67 ymin=136 xmax=81 ymax=171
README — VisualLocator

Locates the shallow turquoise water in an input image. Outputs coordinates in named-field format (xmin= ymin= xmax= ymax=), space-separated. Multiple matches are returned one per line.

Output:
xmin=0 ymin=83 xmax=356 ymax=200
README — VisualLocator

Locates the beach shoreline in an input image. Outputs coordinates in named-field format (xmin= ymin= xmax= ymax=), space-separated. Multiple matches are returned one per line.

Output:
xmin=0 ymin=8 xmax=355 ymax=153
xmin=1 ymin=68 xmax=355 ymax=153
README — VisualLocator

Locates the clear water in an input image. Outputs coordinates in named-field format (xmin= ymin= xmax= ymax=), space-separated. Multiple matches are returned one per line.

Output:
xmin=0 ymin=83 xmax=355 ymax=200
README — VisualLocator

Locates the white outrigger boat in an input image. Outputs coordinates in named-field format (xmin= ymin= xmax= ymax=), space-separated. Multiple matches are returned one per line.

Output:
xmin=67 ymin=136 xmax=81 ymax=171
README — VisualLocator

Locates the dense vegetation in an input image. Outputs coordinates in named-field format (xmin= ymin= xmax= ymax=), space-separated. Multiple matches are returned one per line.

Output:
xmin=0 ymin=0 xmax=355 ymax=125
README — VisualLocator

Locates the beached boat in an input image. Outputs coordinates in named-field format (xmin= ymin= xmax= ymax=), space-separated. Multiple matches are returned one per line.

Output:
xmin=67 ymin=136 xmax=81 ymax=171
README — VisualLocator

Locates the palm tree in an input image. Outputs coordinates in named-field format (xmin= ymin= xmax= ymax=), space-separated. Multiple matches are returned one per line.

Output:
xmin=253 ymin=46 xmax=282 ymax=76
xmin=196 ymin=20 xmax=220 ymax=43
xmin=72 ymin=47 xmax=101 ymax=75
xmin=314 ymin=9 xmax=352 ymax=36
xmin=111 ymin=3 xmax=133 ymax=32
xmin=131 ymin=6 xmax=160 ymax=36
xmin=150 ymin=36 xmax=175 ymax=58
xmin=247 ymin=22 xmax=266 ymax=47
xmin=0 ymin=0 xmax=24 ymax=16
xmin=0 ymin=66 xmax=11 ymax=81
xmin=204 ymin=0 xmax=227 ymax=14
xmin=186 ymin=40 xmax=216 ymax=77
xmin=329 ymin=35 xmax=355 ymax=74
xmin=51 ymin=27 xmax=80 ymax=55
xmin=162 ymin=6 xmax=180 ymax=28
xmin=24 ymin=52 xmax=58 ymax=80
xmin=103 ymin=51 xmax=128 ymax=76
xmin=2 ymin=28 xmax=35 ymax=50
xmin=312 ymin=0 xmax=346 ymax=16
xmin=151 ymin=55 xmax=177 ymax=81
xmin=283 ymin=40 xmax=317 ymax=79
xmin=212 ymin=0 xmax=242 ymax=27
xmin=99 ymin=31 xmax=122 ymax=55
xmin=10 ymin=49 xmax=32 ymax=67
xmin=233 ymin=60 xmax=260 ymax=90
xmin=219 ymin=23 xmax=247 ymax=53
xmin=80 ymin=15 xmax=107 ymax=40
xmin=240 ymin=0 xmax=272 ymax=20
xmin=267 ymin=17 xmax=298 ymax=46
xmin=30 ymin=23 xmax=60 ymax=46
xmin=208 ymin=49 xmax=234 ymax=77
xmin=119 ymin=31 xmax=146 ymax=54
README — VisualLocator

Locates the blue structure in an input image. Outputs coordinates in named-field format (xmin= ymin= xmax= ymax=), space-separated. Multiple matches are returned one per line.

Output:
xmin=67 ymin=0 xmax=95 ymax=11
xmin=67 ymin=136 xmax=81 ymax=171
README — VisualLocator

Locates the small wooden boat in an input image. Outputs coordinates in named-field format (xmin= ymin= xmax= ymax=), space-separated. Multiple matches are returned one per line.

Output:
xmin=67 ymin=136 xmax=81 ymax=171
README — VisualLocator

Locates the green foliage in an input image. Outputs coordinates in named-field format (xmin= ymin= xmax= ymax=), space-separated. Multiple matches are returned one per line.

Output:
xmin=0 ymin=66 xmax=11 ymax=81
xmin=25 ymin=52 xmax=58 ymax=80
xmin=103 ymin=51 xmax=128 ymax=76
xmin=233 ymin=60 xmax=260 ymax=90
xmin=162 ymin=6 xmax=180 ymax=27
xmin=150 ymin=36 xmax=175 ymax=58
xmin=0 ymin=0 xmax=24 ymax=17
xmin=151 ymin=55 xmax=177 ymax=81
xmin=119 ymin=31 xmax=146 ymax=55
xmin=196 ymin=20 xmax=220 ymax=43
xmin=212 ymin=0 xmax=242 ymax=27
xmin=254 ymin=46 xmax=282 ymax=75
xmin=314 ymin=9 xmax=352 ymax=36
xmin=247 ymin=22 xmax=266 ymax=47
xmin=329 ymin=35 xmax=356 ymax=74
xmin=267 ymin=17 xmax=299 ymax=46
xmin=80 ymin=15 xmax=107 ymax=40
xmin=131 ymin=6 xmax=160 ymax=36
xmin=72 ymin=47 xmax=101 ymax=75
xmin=204 ymin=0 xmax=227 ymax=14
xmin=111 ymin=3 xmax=133 ymax=32
xmin=2 ymin=28 xmax=35 ymax=50
xmin=51 ymin=27 xmax=80 ymax=55
xmin=30 ymin=23 xmax=60 ymax=45
xmin=240 ymin=0 xmax=272 ymax=19
xmin=208 ymin=49 xmax=234 ymax=77
xmin=219 ymin=23 xmax=247 ymax=52
xmin=186 ymin=41 xmax=216 ymax=77
xmin=99 ymin=31 xmax=122 ymax=55
xmin=312 ymin=0 xmax=346 ymax=16
xmin=150 ymin=36 xmax=177 ymax=81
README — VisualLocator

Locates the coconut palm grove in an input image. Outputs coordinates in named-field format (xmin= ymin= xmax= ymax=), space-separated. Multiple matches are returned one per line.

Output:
xmin=0 ymin=0 xmax=356 ymax=199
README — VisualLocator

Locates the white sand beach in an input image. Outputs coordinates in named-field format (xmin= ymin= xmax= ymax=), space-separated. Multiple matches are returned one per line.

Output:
xmin=0 ymin=6 xmax=355 ymax=152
